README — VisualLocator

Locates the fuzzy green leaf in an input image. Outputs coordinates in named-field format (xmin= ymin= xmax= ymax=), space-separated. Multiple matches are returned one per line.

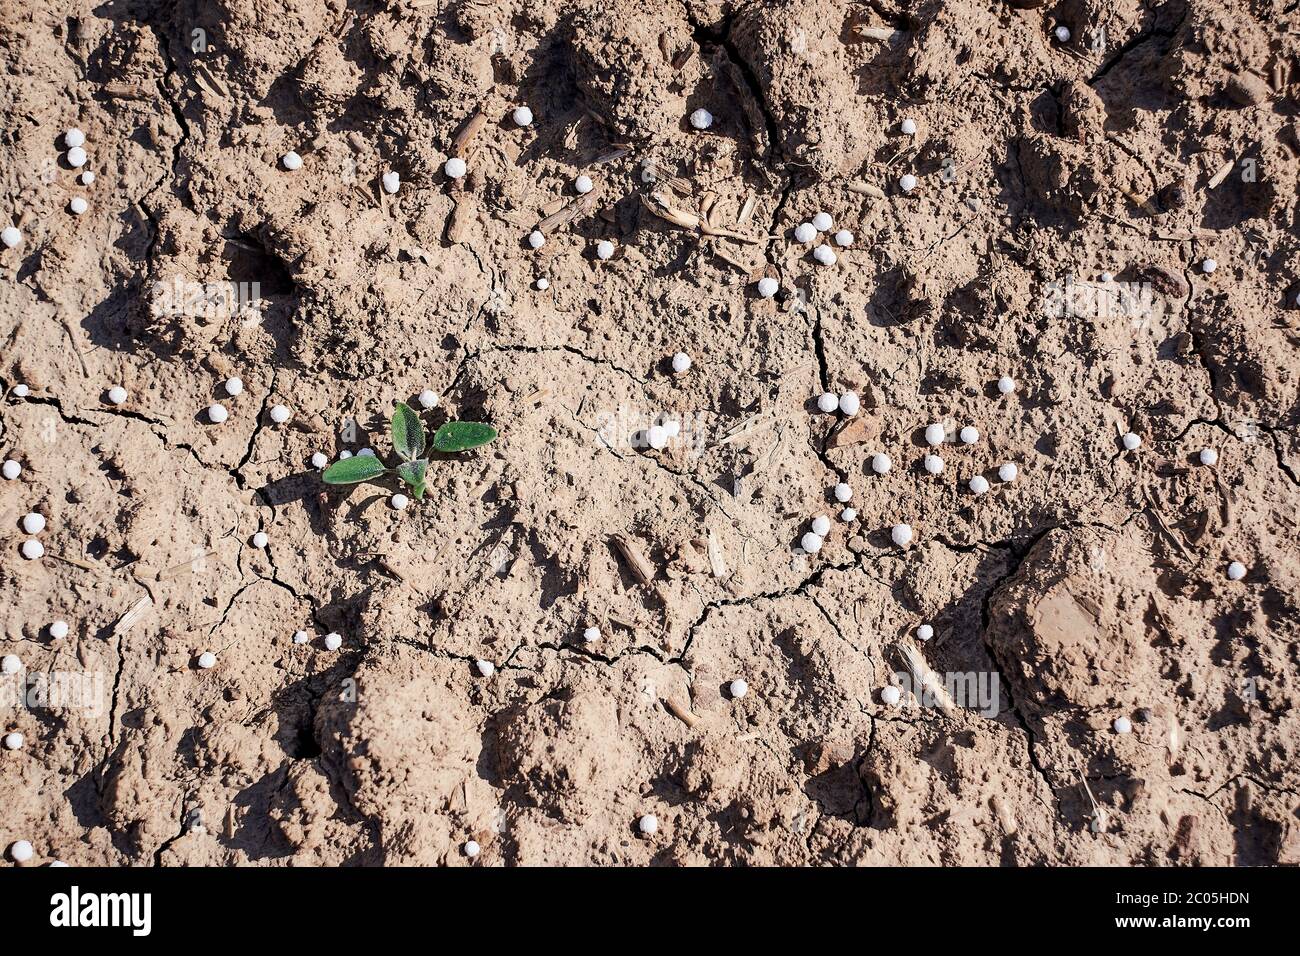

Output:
xmin=391 ymin=402 xmax=426 ymax=461
xmin=432 ymin=421 xmax=498 ymax=453
xmin=395 ymin=459 xmax=428 ymax=499
xmin=322 ymin=455 xmax=388 ymax=485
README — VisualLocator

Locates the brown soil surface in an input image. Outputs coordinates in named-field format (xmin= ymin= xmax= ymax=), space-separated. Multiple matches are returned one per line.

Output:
xmin=2 ymin=0 xmax=1298 ymax=866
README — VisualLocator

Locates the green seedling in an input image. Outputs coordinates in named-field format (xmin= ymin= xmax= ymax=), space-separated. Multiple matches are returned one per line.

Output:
xmin=322 ymin=403 xmax=497 ymax=501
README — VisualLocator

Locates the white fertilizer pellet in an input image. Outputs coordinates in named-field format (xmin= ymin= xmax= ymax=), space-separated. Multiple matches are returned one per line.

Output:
xmin=801 ymin=531 xmax=823 ymax=553
xmin=208 ymin=404 xmax=228 ymax=424
xmin=2 ymin=732 xmax=23 ymax=751
xmin=1226 ymin=561 xmax=1246 ymax=581
xmin=197 ymin=651 xmax=216 ymax=669
xmin=293 ymin=631 xmax=310 ymax=645
xmin=839 ymin=392 xmax=860 ymax=415
xmin=391 ymin=494 xmax=409 ymax=510
xmin=671 ymin=352 xmax=691 ymax=374
xmin=527 ymin=230 xmax=545 ymax=249
xmin=638 ymin=814 xmax=658 ymax=835
xmin=325 ymin=633 xmax=344 ymax=651
xmin=1113 ymin=716 xmax=1132 ymax=734
xmin=899 ymin=173 xmax=918 ymax=193
xmin=811 ymin=515 xmax=831 ymax=537
xmin=418 ymin=389 xmax=439 ymax=409
xmin=1122 ymin=432 xmax=1141 ymax=451
xmin=871 ymin=453 xmax=891 ymax=474
xmin=917 ymin=624 xmax=934 ymax=642
xmin=817 ymin=392 xmax=838 ymax=413
xmin=512 ymin=106 xmax=534 ymax=127
xmin=21 ymin=512 xmax=45 ymax=534
xmin=50 ymin=620 xmax=69 ymax=639
xmin=689 ymin=108 xmax=713 ymax=130
xmin=281 ymin=151 xmax=302 ymax=171
xmin=2 ymin=460 xmax=20 ymax=479
xmin=1 ymin=655 xmax=21 ymax=675
xmin=65 ymin=128 xmax=86 ymax=148
xmin=444 ymin=157 xmax=467 ymax=178
xmin=924 ymin=454 xmax=944 ymax=475
xmin=794 ymin=222 xmax=816 ymax=243
xmin=891 ymin=524 xmax=913 ymax=547
xmin=757 ymin=276 xmax=779 ymax=298
xmin=464 ymin=840 xmax=481 ymax=858
xmin=881 ymin=686 xmax=901 ymax=706
xmin=925 ymin=423 xmax=945 ymax=446
xmin=583 ymin=626 xmax=600 ymax=643
xmin=900 ymin=118 xmax=917 ymax=135
xmin=107 ymin=386 xmax=128 ymax=405
xmin=269 ymin=404 xmax=291 ymax=424
xmin=9 ymin=840 xmax=34 ymax=863
xmin=21 ymin=540 xmax=44 ymax=559
xmin=959 ymin=426 xmax=979 ymax=444
xmin=224 ymin=377 xmax=243 ymax=396
xmin=998 ymin=463 xmax=1018 ymax=482
xmin=812 ymin=212 xmax=832 ymax=232
xmin=969 ymin=475 xmax=990 ymax=495
xmin=834 ymin=229 xmax=853 ymax=247
xmin=69 ymin=196 xmax=88 ymax=215
xmin=382 ymin=171 xmax=400 ymax=194
xmin=1199 ymin=448 xmax=1218 ymax=466
xmin=729 ymin=679 xmax=748 ymax=699
xmin=997 ymin=376 xmax=1015 ymax=394
xmin=1 ymin=226 xmax=21 ymax=248
xmin=252 ymin=531 xmax=269 ymax=549
xmin=812 ymin=245 xmax=837 ymax=266
xmin=834 ymin=482 xmax=853 ymax=502
xmin=596 ymin=239 xmax=615 ymax=260
xmin=66 ymin=146 xmax=87 ymax=168
xmin=311 ymin=452 xmax=328 ymax=469
xmin=475 ymin=659 xmax=494 ymax=677
xmin=574 ymin=175 xmax=593 ymax=194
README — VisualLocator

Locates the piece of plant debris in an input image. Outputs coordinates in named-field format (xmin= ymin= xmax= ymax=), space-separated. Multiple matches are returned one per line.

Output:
xmin=322 ymin=402 xmax=497 ymax=500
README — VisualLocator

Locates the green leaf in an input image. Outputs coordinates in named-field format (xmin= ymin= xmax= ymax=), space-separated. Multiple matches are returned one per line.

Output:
xmin=391 ymin=402 xmax=426 ymax=461
xmin=322 ymin=455 xmax=388 ymax=485
xmin=432 ymin=420 xmax=498 ymax=453
xmin=395 ymin=459 xmax=427 ymax=497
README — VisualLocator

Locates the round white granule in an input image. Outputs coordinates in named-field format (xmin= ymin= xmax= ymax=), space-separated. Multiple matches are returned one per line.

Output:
xmin=9 ymin=840 xmax=34 ymax=863
xmin=881 ymin=686 xmax=901 ymax=706
xmin=997 ymin=376 xmax=1015 ymax=395
xmin=107 ymin=386 xmax=128 ymax=405
xmin=661 ymin=419 xmax=681 ymax=439
xmin=689 ymin=108 xmax=713 ymax=130
xmin=646 ymin=425 xmax=669 ymax=450
xmin=65 ymin=128 xmax=86 ymax=148
xmin=310 ymin=452 xmax=328 ymax=469
xmin=391 ymin=494 xmax=409 ymax=510
xmin=281 ymin=151 xmax=302 ymax=171
xmin=1054 ymin=25 xmax=1071 ymax=42
xmin=834 ymin=482 xmax=853 ymax=503
xmin=382 ymin=171 xmax=400 ymax=194
xmin=224 ymin=377 xmax=243 ymax=396
xmin=574 ymin=174 xmax=593 ymax=194
xmin=1199 ymin=447 xmax=1218 ymax=466
xmin=839 ymin=392 xmax=860 ymax=416
xmin=899 ymin=173 xmax=918 ymax=193
xmin=418 ymin=389 xmax=439 ymax=409
xmin=2 ymin=732 xmax=23 ymax=750
xmin=338 ymin=451 xmax=353 ymax=459
xmin=757 ymin=276 xmax=779 ymax=298
xmin=900 ymin=118 xmax=917 ymax=136
xmin=582 ymin=626 xmax=600 ymax=643
xmin=527 ymin=229 xmax=545 ymax=249
xmin=1122 ymin=432 xmax=1141 ymax=451
xmin=1201 ymin=258 xmax=1217 ymax=274
xmin=1 ymin=655 xmax=21 ymax=674
xmin=998 ymin=462 xmax=1018 ymax=482
xmin=840 ymin=507 xmax=857 ymax=522
xmin=21 ymin=512 xmax=45 ymax=534
xmin=21 ymin=540 xmax=44 ymax=560
xmin=2 ymin=460 xmax=20 ymax=480
xmin=638 ymin=814 xmax=659 ymax=835
xmin=960 ymin=426 xmax=979 ymax=444
xmin=512 ymin=106 xmax=534 ymax=127
xmin=251 ymin=531 xmax=269 ymax=549
xmin=812 ymin=245 xmax=837 ymax=266
xmin=207 ymin=403 xmax=228 ymax=424
xmin=596 ymin=239 xmax=615 ymax=260
xmin=292 ymin=630 xmax=309 ymax=645
xmin=69 ymin=197 xmax=88 ymax=215
xmin=917 ymin=624 xmax=934 ymax=642
xmin=357 ymin=448 xmax=376 ymax=457
xmin=729 ymin=679 xmax=748 ymax=699
xmin=66 ymin=146 xmax=87 ymax=168
xmin=891 ymin=524 xmax=913 ymax=547
xmin=535 ymin=277 xmax=549 ymax=290
xmin=812 ymin=212 xmax=833 ymax=232
xmin=464 ymin=840 xmax=481 ymax=858
xmin=872 ymin=453 xmax=892 ymax=475
xmin=269 ymin=404 xmax=291 ymax=424
xmin=80 ymin=171 xmax=95 ymax=185
xmin=834 ymin=229 xmax=854 ymax=247
xmin=444 ymin=157 xmax=467 ymax=178
xmin=811 ymin=515 xmax=831 ymax=537
xmin=475 ymin=659 xmax=494 ymax=677
xmin=197 ymin=651 xmax=216 ymax=669
xmin=324 ymin=633 xmax=343 ymax=651
xmin=925 ymin=423 xmax=946 ymax=446
xmin=924 ymin=454 xmax=944 ymax=475
xmin=49 ymin=620 xmax=69 ymax=640
xmin=801 ymin=531 xmax=823 ymax=554
xmin=969 ymin=475 xmax=990 ymax=495
xmin=793 ymin=222 xmax=816 ymax=243
xmin=1 ymin=226 xmax=21 ymax=248
xmin=1113 ymin=716 xmax=1133 ymax=735
xmin=671 ymin=352 xmax=691 ymax=374
xmin=12 ymin=384 xmax=28 ymax=397
xmin=1226 ymin=561 xmax=1247 ymax=581
xmin=817 ymin=392 xmax=839 ymax=413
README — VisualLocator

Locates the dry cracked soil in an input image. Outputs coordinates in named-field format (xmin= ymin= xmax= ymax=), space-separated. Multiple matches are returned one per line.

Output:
xmin=1 ymin=0 xmax=1299 ymax=866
